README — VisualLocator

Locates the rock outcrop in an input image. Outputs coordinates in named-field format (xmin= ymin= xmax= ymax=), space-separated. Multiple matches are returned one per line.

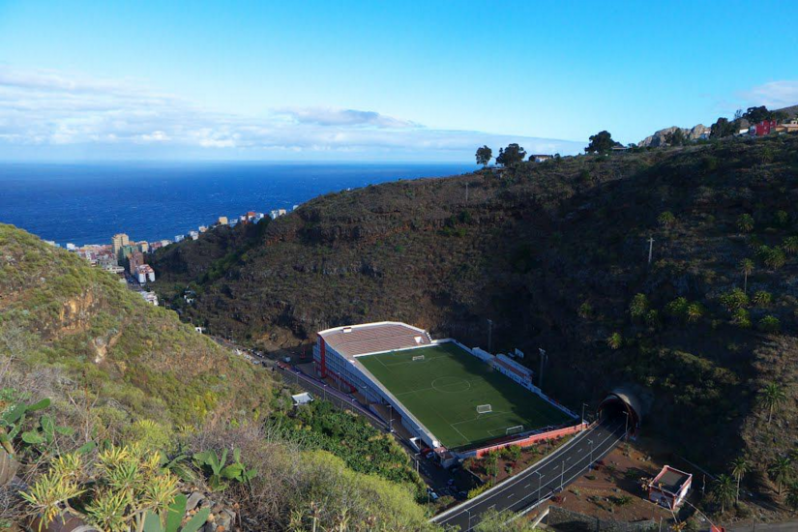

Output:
xmin=638 ymin=124 xmax=710 ymax=147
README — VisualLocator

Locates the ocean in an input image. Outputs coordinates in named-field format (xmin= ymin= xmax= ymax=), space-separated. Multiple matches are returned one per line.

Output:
xmin=0 ymin=162 xmax=475 ymax=246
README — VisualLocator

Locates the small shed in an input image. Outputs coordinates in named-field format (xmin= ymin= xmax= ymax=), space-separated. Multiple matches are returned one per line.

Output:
xmin=291 ymin=392 xmax=313 ymax=406
xmin=648 ymin=465 xmax=692 ymax=510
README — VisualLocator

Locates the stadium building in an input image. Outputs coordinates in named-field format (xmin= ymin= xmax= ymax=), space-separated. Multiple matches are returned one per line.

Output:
xmin=313 ymin=322 xmax=580 ymax=456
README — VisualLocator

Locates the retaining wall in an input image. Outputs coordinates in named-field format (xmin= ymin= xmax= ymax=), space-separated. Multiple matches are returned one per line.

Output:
xmin=467 ymin=422 xmax=589 ymax=458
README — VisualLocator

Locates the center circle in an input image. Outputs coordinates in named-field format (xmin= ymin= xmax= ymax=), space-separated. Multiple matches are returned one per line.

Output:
xmin=431 ymin=376 xmax=471 ymax=393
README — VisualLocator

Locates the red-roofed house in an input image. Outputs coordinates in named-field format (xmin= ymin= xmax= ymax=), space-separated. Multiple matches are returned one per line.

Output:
xmin=648 ymin=465 xmax=692 ymax=510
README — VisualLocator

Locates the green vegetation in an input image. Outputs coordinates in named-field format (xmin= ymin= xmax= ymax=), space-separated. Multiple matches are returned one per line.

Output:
xmin=0 ymin=226 xmax=440 ymax=531
xmin=358 ymin=343 xmax=571 ymax=449
xmin=268 ymin=399 xmax=424 ymax=493
xmin=584 ymin=130 xmax=618 ymax=153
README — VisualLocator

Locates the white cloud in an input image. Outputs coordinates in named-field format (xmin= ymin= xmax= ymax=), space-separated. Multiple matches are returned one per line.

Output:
xmin=740 ymin=80 xmax=798 ymax=110
xmin=0 ymin=65 xmax=584 ymax=160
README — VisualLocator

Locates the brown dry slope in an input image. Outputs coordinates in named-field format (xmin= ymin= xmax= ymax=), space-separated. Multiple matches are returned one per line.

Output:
xmin=153 ymin=136 xmax=798 ymax=498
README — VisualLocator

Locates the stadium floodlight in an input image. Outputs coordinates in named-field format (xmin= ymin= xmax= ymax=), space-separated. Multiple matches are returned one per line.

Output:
xmin=412 ymin=355 xmax=425 ymax=362
xmin=476 ymin=404 xmax=493 ymax=414
xmin=505 ymin=425 xmax=524 ymax=435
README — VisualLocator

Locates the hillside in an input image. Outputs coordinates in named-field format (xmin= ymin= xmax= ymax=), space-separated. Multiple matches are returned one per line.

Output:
xmin=152 ymin=135 xmax=798 ymax=501
xmin=0 ymin=225 xmax=435 ymax=531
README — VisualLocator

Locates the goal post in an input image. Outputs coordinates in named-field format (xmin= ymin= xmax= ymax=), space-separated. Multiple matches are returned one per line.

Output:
xmin=506 ymin=425 xmax=524 ymax=435
xmin=412 ymin=355 xmax=425 ymax=362
xmin=476 ymin=404 xmax=493 ymax=414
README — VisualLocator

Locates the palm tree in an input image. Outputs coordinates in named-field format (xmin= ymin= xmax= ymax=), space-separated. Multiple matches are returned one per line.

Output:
xmin=731 ymin=456 xmax=750 ymax=503
xmin=712 ymin=474 xmax=736 ymax=513
xmin=740 ymin=259 xmax=754 ymax=293
xmin=762 ymin=382 xmax=787 ymax=425
xmin=769 ymin=457 xmax=793 ymax=495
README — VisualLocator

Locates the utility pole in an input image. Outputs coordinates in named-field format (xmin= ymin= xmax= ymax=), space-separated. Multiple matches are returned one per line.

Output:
xmin=560 ymin=460 xmax=565 ymax=490
xmin=648 ymin=236 xmax=655 ymax=265
xmin=538 ymin=348 xmax=547 ymax=389
xmin=487 ymin=319 xmax=493 ymax=353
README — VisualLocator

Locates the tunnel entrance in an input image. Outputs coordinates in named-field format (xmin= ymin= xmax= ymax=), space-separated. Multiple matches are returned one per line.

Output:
xmin=598 ymin=387 xmax=646 ymax=436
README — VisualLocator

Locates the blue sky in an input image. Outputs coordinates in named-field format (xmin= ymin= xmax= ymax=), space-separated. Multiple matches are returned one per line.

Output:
xmin=0 ymin=0 xmax=796 ymax=162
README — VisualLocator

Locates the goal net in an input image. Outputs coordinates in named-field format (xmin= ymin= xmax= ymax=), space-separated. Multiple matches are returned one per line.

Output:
xmin=476 ymin=404 xmax=493 ymax=414
xmin=506 ymin=425 xmax=524 ymax=435
xmin=412 ymin=355 xmax=425 ymax=361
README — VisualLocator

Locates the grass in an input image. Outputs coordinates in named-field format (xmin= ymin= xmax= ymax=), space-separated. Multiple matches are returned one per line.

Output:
xmin=357 ymin=343 xmax=572 ymax=449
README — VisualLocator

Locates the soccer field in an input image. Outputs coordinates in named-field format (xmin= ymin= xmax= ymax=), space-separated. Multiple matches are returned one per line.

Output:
xmin=357 ymin=343 xmax=572 ymax=449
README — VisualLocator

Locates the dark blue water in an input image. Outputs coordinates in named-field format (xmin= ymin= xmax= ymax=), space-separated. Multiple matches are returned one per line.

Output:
xmin=0 ymin=162 xmax=475 ymax=246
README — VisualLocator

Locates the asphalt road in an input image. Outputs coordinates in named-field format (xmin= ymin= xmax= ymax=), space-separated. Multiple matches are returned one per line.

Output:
xmin=433 ymin=419 xmax=627 ymax=531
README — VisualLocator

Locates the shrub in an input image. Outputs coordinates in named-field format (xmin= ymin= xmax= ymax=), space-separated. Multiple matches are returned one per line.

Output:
xmin=757 ymin=245 xmax=787 ymax=269
xmin=774 ymin=211 xmax=790 ymax=228
xmin=686 ymin=302 xmax=706 ymax=323
xmin=752 ymin=291 xmax=773 ymax=307
xmin=784 ymin=236 xmax=798 ymax=254
xmin=719 ymin=288 xmax=749 ymax=312
xmin=629 ymin=293 xmax=650 ymax=321
xmin=658 ymin=211 xmax=676 ymax=229
xmin=578 ymin=301 xmax=593 ymax=319
xmin=607 ymin=332 xmax=623 ymax=350
xmin=731 ymin=308 xmax=752 ymax=329
xmin=758 ymin=316 xmax=781 ymax=333
xmin=665 ymin=297 xmax=689 ymax=320
xmin=737 ymin=214 xmax=755 ymax=233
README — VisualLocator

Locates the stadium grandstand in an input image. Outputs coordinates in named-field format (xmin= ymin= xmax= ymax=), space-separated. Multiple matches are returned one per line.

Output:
xmin=313 ymin=322 xmax=577 ymax=455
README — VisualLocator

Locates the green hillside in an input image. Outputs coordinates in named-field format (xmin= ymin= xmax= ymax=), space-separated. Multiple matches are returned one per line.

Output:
xmin=0 ymin=225 xmax=437 ymax=531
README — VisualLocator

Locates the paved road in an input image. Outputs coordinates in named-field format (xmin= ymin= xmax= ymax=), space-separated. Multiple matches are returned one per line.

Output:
xmin=433 ymin=419 xmax=627 ymax=531
xmin=731 ymin=522 xmax=798 ymax=531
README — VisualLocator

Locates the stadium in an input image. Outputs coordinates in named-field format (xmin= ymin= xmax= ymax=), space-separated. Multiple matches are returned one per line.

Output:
xmin=313 ymin=322 xmax=579 ymax=456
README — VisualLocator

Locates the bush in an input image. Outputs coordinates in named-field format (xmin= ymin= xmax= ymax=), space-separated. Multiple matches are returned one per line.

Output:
xmin=629 ymin=293 xmax=650 ymax=321
xmin=783 ymin=236 xmax=798 ymax=254
xmin=686 ymin=302 xmax=706 ymax=323
xmin=719 ymin=289 xmax=749 ymax=312
xmin=607 ymin=332 xmax=623 ymax=350
xmin=757 ymin=245 xmax=787 ymax=269
xmin=665 ymin=297 xmax=690 ymax=320
xmin=658 ymin=211 xmax=676 ymax=228
xmin=731 ymin=308 xmax=752 ymax=329
xmin=758 ymin=315 xmax=781 ymax=333
xmin=774 ymin=210 xmax=790 ymax=228
xmin=737 ymin=214 xmax=755 ymax=233
xmin=752 ymin=291 xmax=773 ymax=307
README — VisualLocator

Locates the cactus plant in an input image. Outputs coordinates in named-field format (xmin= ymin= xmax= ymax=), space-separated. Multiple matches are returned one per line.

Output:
xmin=143 ymin=494 xmax=210 ymax=532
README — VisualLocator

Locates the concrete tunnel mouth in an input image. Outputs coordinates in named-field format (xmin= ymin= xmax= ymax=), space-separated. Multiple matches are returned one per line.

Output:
xmin=598 ymin=387 xmax=646 ymax=436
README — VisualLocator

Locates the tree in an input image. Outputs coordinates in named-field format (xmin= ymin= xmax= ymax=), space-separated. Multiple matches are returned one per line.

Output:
xmin=710 ymin=117 xmax=738 ymax=139
xmin=712 ymin=474 xmax=736 ymax=513
xmin=665 ymin=129 xmax=686 ymax=146
xmin=476 ymin=146 xmax=493 ymax=166
xmin=761 ymin=382 xmax=787 ymax=425
xmin=731 ymin=456 xmax=750 ymax=503
xmin=740 ymin=259 xmax=754 ymax=293
xmin=474 ymin=508 xmax=539 ymax=531
xmin=787 ymin=482 xmax=798 ymax=513
xmin=743 ymin=106 xmax=771 ymax=124
xmin=769 ymin=456 xmax=793 ymax=495
xmin=495 ymin=144 xmax=526 ymax=166
xmin=585 ymin=131 xmax=618 ymax=154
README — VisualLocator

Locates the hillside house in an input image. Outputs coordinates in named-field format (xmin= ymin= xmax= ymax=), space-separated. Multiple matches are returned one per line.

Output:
xmin=648 ymin=465 xmax=692 ymax=510
xmin=529 ymin=154 xmax=553 ymax=163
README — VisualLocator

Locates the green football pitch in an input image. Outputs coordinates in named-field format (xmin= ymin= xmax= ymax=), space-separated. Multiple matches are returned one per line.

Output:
xmin=357 ymin=343 xmax=573 ymax=449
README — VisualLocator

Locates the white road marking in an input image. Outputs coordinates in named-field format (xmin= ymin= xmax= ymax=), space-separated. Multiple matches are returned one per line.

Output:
xmin=523 ymin=484 xmax=530 ymax=489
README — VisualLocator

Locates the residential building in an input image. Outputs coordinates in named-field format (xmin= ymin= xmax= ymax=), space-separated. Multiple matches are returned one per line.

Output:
xmin=66 ymin=243 xmax=77 ymax=251
xmin=648 ymin=465 xmax=692 ymax=510
xmin=140 ymin=291 xmax=159 ymax=306
xmin=188 ymin=231 xmax=199 ymax=240
xmin=199 ymin=225 xmax=208 ymax=233
xmin=530 ymin=154 xmax=553 ymax=162
xmin=136 ymin=241 xmax=149 ymax=253
xmin=128 ymin=251 xmax=144 ymax=275
xmin=135 ymin=264 xmax=155 ymax=284
xmin=112 ymin=233 xmax=130 ymax=260
xmin=175 ymin=235 xmax=185 ymax=243
xmin=217 ymin=216 xmax=229 ymax=225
